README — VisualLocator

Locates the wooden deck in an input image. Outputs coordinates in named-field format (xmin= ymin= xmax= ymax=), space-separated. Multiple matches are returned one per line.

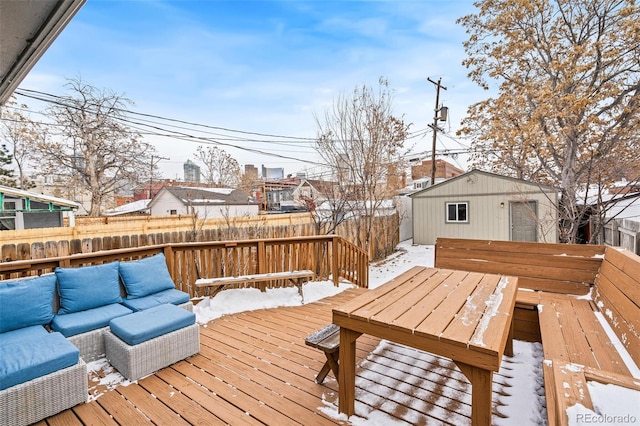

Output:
xmin=37 ymin=288 xmax=517 ymax=425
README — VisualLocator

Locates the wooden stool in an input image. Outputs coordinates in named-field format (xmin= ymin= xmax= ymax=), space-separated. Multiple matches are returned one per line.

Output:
xmin=305 ymin=324 xmax=340 ymax=384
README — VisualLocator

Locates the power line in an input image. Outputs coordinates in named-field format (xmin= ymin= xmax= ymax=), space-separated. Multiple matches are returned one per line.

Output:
xmin=12 ymin=89 xmax=434 ymax=144
xmin=8 ymin=88 xmax=450 ymax=174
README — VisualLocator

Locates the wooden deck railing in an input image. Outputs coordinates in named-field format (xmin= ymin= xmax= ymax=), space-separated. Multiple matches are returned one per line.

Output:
xmin=0 ymin=235 xmax=369 ymax=297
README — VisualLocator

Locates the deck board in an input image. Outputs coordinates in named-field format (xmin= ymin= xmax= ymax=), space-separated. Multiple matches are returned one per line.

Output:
xmin=44 ymin=287 xmax=518 ymax=425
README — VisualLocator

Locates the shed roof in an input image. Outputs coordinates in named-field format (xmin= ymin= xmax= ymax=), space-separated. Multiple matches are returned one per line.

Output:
xmin=409 ymin=169 xmax=557 ymax=198
xmin=0 ymin=185 xmax=80 ymax=211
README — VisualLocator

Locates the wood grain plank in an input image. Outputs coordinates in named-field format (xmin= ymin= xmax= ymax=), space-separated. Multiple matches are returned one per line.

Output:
xmin=71 ymin=400 xmax=118 ymax=426
xmin=572 ymin=299 xmax=630 ymax=375
xmin=393 ymin=269 xmax=470 ymax=331
xmin=94 ymin=388 xmax=153 ymax=425
xmin=416 ymin=272 xmax=485 ymax=338
xmin=333 ymin=266 xmax=426 ymax=315
xmin=441 ymin=274 xmax=500 ymax=345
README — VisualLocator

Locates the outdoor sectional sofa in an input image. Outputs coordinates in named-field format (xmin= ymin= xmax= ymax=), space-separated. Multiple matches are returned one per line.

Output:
xmin=0 ymin=252 xmax=198 ymax=426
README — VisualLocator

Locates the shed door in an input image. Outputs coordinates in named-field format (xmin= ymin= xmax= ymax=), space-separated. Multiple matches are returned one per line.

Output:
xmin=510 ymin=201 xmax=538 ymax=242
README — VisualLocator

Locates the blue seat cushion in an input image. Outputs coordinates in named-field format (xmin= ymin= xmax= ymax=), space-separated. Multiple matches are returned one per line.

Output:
xmin=109 ymin=303 xmax=195 ymax=346
xmin=55 ymin=261 xmax=122 ymax=314
xmin=0 ymin=274 xmax=56 ymax=333
xmin=119 ymin=253 xmax=176 ymax=298
xmin=0 ymin=331 xmax=79 ymax=390
xmin=0 ymin=325 xmax=49 ymax=346
xmin=121 ymin=288 xmax=190 ymax=312
xmin=51 ymin=303 xmax=133 ymax=337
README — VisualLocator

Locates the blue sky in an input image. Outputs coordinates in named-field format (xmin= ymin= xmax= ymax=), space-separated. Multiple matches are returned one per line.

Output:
xmin=18 ymin=0 xmax=485 ymax=180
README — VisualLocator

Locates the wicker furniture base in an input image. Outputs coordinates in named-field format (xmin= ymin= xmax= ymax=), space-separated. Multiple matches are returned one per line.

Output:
xmin=0 ymin=359 xmax=87 ymax=426
xmin=67 ymin=326 xmax=108 ymax=362
xmin=179 ymin=301 xmax=194 ymax=312
xmin=104 ymin=323 xmax=200 ymax=381
xmin=65 ymin=302 xmax=192 ymax=363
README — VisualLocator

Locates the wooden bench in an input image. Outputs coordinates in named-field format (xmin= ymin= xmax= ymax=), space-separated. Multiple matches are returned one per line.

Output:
xmin=435 ymin=238 xmax=640 ymax=425
xmin=195 ymin=270 xmax=315 ymax=298
xmin=539 ymin=246 xmax=640 ymax=425
xmin=435 ymin=238 xmax=605 ymax=296
xmin=304 ymin=323 xmax=340 ymax=384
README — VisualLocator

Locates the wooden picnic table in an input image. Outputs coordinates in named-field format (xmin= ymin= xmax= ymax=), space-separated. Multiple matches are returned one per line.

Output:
xmin=332 ymin=266 xmax=519 ymax=426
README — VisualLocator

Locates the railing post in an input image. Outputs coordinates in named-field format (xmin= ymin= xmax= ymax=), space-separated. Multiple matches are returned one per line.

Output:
xmin=257 ymin=240 xmax=266 ymax=275
xmin=163 ymin=245 xmax=176 ymax=284
xmin=332 ymin=236 xmax=339 ymax=287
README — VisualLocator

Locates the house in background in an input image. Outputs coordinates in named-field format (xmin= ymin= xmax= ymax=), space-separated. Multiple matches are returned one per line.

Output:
xmin=148 ymin=186 xmax=259 ymax=218
xmin=0 ymin=185 xmax=79 ymax=230
xmin=411 ymin=169 xmax=558 ymax=245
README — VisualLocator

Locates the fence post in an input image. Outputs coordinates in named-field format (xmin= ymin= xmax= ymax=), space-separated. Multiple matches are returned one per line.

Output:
xmin=164 ymin=246 xmax=175 ymax=281
xmin=332 ymin=236 xmax=339 ymax=286
xmin=257 ymin=240 xmax=266 ymax=275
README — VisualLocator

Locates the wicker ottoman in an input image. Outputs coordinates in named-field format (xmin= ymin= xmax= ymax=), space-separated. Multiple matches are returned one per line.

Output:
xmin=104 ymin=304 xmax=200 ymax=381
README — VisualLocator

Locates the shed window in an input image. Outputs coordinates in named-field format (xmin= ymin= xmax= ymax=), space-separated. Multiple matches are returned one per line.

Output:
xmin=446 ymin=202 xmax=468 ymax=223
xmin=0 ymin=201 xmax=17 ymax=230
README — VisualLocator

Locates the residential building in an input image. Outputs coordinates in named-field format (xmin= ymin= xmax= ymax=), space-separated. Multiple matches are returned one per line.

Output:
xmin=0 ymin=185 xmax=79 ymax=229
xmin=411 ymin=158 xmax=464 ymax=181
xmin=411 ymin=169 xmax=558 ymax=244
xmin=148 ymin=186 xmax=259 ymax=218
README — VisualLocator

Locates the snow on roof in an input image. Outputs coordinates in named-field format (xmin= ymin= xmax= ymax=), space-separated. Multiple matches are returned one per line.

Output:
xmin=103 ymin=199 xmax=150 ymax=216
xmin=605 ymin=193 xmax=640 ymax=221
xmin=195 ymin=187 xmax=235 ymax=195
xmin=161 ymin=186 xmax=257 ymax=206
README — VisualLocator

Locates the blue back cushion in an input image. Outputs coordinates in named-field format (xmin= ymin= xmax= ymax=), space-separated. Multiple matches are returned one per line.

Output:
xmin=0 ymin=274 xmax=56 ymax=333
xmin=119 ymin=253 xmax=176 ymax=299
xmin=55 ymin=261 xmax=122 ymax=314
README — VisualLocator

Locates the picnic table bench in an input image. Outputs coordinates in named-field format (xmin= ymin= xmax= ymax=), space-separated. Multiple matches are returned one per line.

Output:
xmin=434 ymin=238 xmax=640 ymax=426
xmin=195 ymin=270 xmax=315 ymax=297
xmin=304 ymin=324 xmax=340 ymax=384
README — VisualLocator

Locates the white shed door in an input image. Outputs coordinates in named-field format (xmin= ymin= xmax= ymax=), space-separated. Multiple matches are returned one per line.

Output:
xmin=510 ymin=201 xmax=538 ymax=242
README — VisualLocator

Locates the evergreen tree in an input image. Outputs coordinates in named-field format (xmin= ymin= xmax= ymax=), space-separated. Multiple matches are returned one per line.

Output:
xmin=0 ymin=143 xmax=16 ymax=187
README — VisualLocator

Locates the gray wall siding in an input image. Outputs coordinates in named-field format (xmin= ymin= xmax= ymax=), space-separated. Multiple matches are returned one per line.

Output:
xmin=412 ymin=171 xmax=558 ymax=245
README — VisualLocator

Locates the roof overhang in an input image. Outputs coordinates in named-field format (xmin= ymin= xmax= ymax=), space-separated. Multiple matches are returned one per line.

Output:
xmin=0 ymin=184 xmax=79 ymax=210
xmin=0 ymin=0 xmax=85 ymax=105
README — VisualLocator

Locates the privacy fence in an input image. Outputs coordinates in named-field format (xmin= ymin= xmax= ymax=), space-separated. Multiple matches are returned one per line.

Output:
xmin=603 ymin=218 xmax=640 ymax=255
xmin=0 ymin=212 xmax=399 ymax=262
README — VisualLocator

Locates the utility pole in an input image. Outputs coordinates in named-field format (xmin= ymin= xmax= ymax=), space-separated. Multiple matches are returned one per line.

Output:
xmin=149 ymin=155 xmax=169 ymax=199
xmin=427 ymin=77 xmax=447 ymax=186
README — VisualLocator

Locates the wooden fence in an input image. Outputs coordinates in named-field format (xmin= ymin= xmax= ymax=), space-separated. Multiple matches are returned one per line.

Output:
xmin=1 ymin=213 xmax=314 ymax=245
xmin=0 ymin=212 xmax=399 ymax=263
xmin=0 ymin=235 xmax=369 ymax=297
xmin=603 ymin=218 xmax=640 ymax=255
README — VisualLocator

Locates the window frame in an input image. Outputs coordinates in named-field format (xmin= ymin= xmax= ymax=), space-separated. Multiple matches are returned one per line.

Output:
xmin=445 ymin=201 xmax=469 ymax=224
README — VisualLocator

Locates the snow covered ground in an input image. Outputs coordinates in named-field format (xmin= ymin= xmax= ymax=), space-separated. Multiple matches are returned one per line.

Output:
xmin=86 ymin=239 xmax=639 ymax=425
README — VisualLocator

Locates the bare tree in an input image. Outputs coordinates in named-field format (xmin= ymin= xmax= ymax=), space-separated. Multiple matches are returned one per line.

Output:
xmin=314 ymin=78 xmax=410 ymax=252
xmin=194 ymin=145 xmax=241 ymax=187
xmin=458 ymin=0 xmax=640 ymax=243
xmin=36 ymin=78 xmax=158 ymax=216
xmin=300 ymin=181 xmax=351 ymax=235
